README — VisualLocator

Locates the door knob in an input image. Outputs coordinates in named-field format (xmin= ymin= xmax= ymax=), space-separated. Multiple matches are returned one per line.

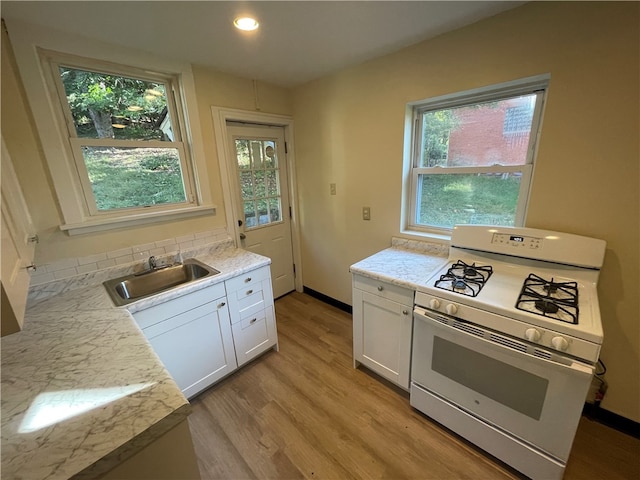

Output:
xmin=240 ymin=233 xmax=246 ymax=240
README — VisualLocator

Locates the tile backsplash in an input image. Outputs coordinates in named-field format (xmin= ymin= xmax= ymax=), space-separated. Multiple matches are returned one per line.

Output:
xmin=27 ymin=228 xmax=233 ymax=306
xmin=29 ymin=228 xmax=230 ymax=286
xmin=391 ymin=236 xmax=449 ymax=256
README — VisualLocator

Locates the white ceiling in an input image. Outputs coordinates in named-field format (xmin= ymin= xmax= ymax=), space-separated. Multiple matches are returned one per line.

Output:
xmin=1 ymin=1 xmax=525 ymax=88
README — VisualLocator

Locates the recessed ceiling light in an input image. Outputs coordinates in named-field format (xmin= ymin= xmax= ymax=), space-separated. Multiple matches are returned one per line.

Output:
xmin=234 ymin=17 xmax=259 ymax=31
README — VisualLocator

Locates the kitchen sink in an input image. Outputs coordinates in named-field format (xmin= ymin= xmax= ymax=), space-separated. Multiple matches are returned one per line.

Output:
xmin=103 ymin=259 xmax=220 ymax=306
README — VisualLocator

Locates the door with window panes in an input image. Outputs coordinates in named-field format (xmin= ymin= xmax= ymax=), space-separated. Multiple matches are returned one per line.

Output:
xmin=228 ymin=124 xmax=295 ymax=298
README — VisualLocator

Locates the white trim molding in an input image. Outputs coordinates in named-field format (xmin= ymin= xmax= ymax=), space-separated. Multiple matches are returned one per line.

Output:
xmin=5 ymin=19 xmax=214 ymax=235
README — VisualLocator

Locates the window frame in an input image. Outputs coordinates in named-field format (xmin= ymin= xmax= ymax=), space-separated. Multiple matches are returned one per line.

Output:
xmin=44 ymin=51 xmax=198 ymax=217
xmin=402 ymin=75 xmax=549 ymax=237
xmin=232 ymin=136 xmax=284 ymax=230
xmin=6 ymin=20 xmax=214 ymax=235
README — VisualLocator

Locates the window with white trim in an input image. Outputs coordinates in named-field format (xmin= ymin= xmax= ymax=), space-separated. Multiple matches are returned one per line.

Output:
xmin=3 ymin=17 xmax=214 ymax=235
xmin=403 ymin=76 xmax=548 ymax=235
xmin=43 ymin=51 xmax=197 ymax=217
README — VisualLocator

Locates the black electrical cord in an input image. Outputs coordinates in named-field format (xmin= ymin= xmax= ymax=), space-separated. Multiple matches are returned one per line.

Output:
xmin=593 ymin=359 xmax=608 ymax=408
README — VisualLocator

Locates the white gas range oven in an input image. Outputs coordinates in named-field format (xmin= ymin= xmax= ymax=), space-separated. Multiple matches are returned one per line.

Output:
xmin=410 ymin=225 xmax=606 ymax=480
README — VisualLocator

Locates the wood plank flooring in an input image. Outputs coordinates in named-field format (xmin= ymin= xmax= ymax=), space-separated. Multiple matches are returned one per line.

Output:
xmin=188 ymin=292 xmax=640 ymax=480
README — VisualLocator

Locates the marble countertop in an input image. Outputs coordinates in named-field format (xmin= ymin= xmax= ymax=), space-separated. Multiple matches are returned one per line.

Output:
xmin=350 ymin=237 xmax=449 ymax=290
xmin=1 ymin=245 xmax=269 ymax=480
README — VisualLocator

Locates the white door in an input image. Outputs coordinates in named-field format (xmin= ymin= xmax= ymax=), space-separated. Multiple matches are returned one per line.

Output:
xmin=228 ymin=124 xmax=295 ymax=298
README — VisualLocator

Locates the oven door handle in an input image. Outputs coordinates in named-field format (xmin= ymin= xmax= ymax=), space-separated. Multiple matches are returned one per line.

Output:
xmin=413 ymin=307 xmax=594 ymax=378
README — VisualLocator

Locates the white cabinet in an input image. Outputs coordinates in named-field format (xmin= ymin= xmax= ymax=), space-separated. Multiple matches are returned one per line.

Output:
xmin=132 ymin=265 xmax=278 ymax=398
xmin=1 ymin=137 xmax=37 ymax=336
xmin=352 ymin=274 xmax=414 ymax=390
xmin=132 ymin=265 xmax=279 ymax=399
xmin=225 ymin=265 xmax=278 ymax=367
xmin=133 ymin=283 xmax=237 ymax=399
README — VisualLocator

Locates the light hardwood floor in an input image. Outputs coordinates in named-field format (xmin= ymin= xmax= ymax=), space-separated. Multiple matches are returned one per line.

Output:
xmin=188 ymin=292 xmax=640 ymax=480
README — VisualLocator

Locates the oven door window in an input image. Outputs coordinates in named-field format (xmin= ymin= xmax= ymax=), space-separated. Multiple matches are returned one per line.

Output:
xmin=432 ymin=336 xmax=548 ymax=420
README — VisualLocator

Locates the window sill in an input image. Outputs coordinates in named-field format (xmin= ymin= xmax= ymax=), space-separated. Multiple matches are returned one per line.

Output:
xmin=399 ymin=228 xmax=452 ymax=245
xmin=60 ymin=205 xmax=216 ymax=236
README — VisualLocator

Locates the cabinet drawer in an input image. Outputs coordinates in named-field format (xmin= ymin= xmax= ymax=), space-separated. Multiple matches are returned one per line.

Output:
xmin=236 ymin=289 xmax=267 ymax=322
xmin=225 ymin=265 xmax=270 ymax=292
xmin=225 ymin=266 xmax=274 ymax=324
xmin=133 ymin=282 xmax=226 ymax=330
xmin=353 ymin=275 xmax=414 ymax=306
xmin=231 ymin=305 xmax=277 ymax=367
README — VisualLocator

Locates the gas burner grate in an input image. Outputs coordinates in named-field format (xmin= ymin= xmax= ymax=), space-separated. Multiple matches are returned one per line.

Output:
xmin=434 ymin=260 xmax=493 ymax=297
xmin=516 ymin=273 xmax=579 ymax=324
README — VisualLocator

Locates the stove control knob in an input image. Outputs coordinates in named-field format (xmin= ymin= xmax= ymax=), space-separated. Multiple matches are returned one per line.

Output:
xmin=525 ymin=328 xmax=541 ymax=342
xmin=445 ymin=304 xmax=458 ymax=316
xmin=429 ymin=299 xmax=441 ymax=310
xmin=551 ymin=336 xmax=569 ymax=351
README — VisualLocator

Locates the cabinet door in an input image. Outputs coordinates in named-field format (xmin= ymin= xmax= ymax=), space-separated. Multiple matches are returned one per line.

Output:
xmin=1 ymin=137 xmax=36 ymax=336
xmin=353 ymin=288 xmax=412 ymax=389
xmin=140 ymin=300 xmax=236 ymax=399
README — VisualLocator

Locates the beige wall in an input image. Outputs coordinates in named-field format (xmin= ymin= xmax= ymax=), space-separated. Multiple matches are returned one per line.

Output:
xmin=0 ymin=28 xmax=292 ymax=265
xmin=2 ymin=2 xmax=638 ymax=423
xmin=292 ymin=2 xmax=639 ymax=421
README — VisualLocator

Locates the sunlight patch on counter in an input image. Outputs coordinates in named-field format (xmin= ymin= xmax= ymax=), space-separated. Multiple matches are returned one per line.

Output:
xmin=19 ymin=383 xmax=153 ymax=433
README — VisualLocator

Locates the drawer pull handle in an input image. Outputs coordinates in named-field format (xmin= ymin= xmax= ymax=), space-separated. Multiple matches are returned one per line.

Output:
xmin=250 ymin=318 xmax=257 ymax=324
xmin=245 ymin=277 xmax=252 ymax=283
xmin=218 ymin=302 xmax=226 ymax=308
xmin=377 ymin=285 xmax=383 ymax=291
xmin=246 ymin=289 xmax=254 ymax=295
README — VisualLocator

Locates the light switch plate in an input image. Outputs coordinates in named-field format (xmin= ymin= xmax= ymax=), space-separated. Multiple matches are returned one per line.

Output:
xmin=363 ymin=207 xmax=371 ymax=220
xmin=330 ymin=183 xmax=336 ymax=195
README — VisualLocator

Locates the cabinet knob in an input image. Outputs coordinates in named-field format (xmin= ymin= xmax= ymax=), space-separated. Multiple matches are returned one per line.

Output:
xmin=245 ymin=277 xmax=252 ymax=283
xmin=250 ymin=318 xmax=257 ymax=324
xmin=402 ymin=310 xmax=409 ymax=315
xmin=377 ymin=285 xmax=383 ymax=291
xmin=217 ymin=302 xmax=226 ymax=308
xmin=246 ymin=289 xmax=254 ymax=295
